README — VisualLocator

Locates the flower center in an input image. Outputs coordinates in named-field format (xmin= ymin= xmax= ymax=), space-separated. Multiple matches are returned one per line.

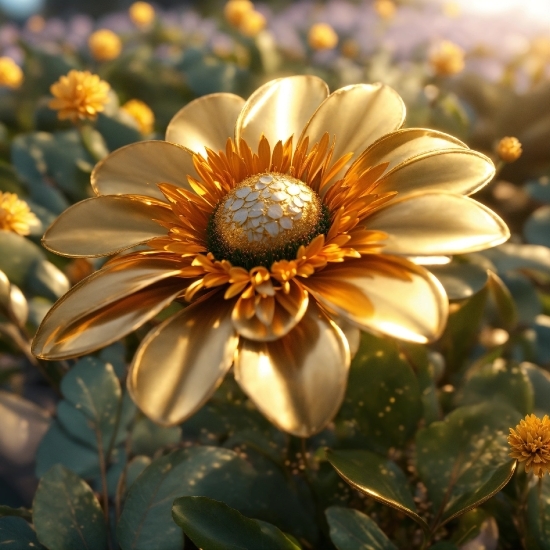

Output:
xmin=207 ymin=173 xmax=329 ymax=269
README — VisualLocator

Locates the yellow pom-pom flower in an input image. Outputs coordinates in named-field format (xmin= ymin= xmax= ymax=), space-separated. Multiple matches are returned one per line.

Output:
xmin=224 ymin=0 xmax=254 ymax=28
xmin=430 ymin=40 xmax=465 ymax=76
xmin=308 ymin=23 xmax=339 ymax=51
xmin=0 ymin=192 xmax=38 ymax=236
xmin=129 ymin=1 xmax=155 ymax=28
xmin=238 ymin=9 xmax=266 ymax=37
xmin=33 ymin=76 xmax=509 ymax=436
xmin=509 ymin=414 xmax=550 ymax=477
xmin=496 ymin=136 xmax=523 ymax=163
xmin=0 ymin=57 xmax=23 ymax=89
xmin=49 ymin=70 xmax=111 ymax=123
xmin=374 ymin=0 xmax=396 ymax=20
xmin=121 ymin=99 xmax=155 ymax=135
xmin=88 ymin=29 xmax=122 ymax=62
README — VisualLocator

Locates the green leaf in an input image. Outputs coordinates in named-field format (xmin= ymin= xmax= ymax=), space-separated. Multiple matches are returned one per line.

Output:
xmin=525 ymin=206 xmax=550 ymax=247
xmin=523 ymin=362 xmax=550 ymax=415
xmin=429 ymin=262 xmax=488 ymax=301
xmin=460 ymin=360 xmax=534 ymax=415
xmin=482 ymin=243 xmax=550 ymax=276
xmin=526 ymin=178 xmax=550 ymax=204
xmin=500 ymin=273 xmax=542 ymax=324
xmin=0 ymin=517 xmax=45 ymax=549
xmin=487 ymin=271 xmax=518 ymax=330
xmin=33 ymin=465 xmax=108 ymax=550
xmin=0 ymin=506 xmax=31 ymax=520
xmin=325 ymin=449 xmax=428 ymax=533
xmin=130 ymin=416 xmax=181 ymax=456
xmin=526 ymin=475 xmax=550 ymax=550
xmin=61 ymin=356 xmax=122 ymax=452
xmin=440 ymin=286 xmax=489 ymax=372
xmin=117 ymin=446 xmax=313 ymax=550
xmin=96 ymin=113 xmax=142 ymax=151
xmin=416 ymin=403 xmax=518 ymax=528
xmin=172 ymin=496 xmax=300 ymax=550
xmin=325 ymin=506 xmax=397 ymax=550
xmin=26 ymin=259 xmax=69 ymax=301
xmin=0 ymin=231 xmax=44 ymax=287
xmin=336 ymin=332 xmax=422 ymax=451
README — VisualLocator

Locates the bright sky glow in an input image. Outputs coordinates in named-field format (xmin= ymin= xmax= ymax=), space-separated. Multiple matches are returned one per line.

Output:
xmin=453 ymin=0 xmax=550 ymax=24
xmin=0 ymin=0 xmax=44 ymax=18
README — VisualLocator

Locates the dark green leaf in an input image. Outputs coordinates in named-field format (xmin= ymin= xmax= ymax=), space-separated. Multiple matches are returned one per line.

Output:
xmin=523 ymin=363 xmax=550 ymax=415
xmin=487 ymin=271 xmax=518 ymax=330
xmin=326 ymin=449 xmax=428 ymax=533
xmin=416 ymin=403 xmax=518 ymax=528
xmin=460 ymin=360 xmax=534 ymax=415
xmin=525 ymin=178 xmax=550 ymax=204
xmin=0 ymin=231 xmax=44 ymax=287
xmin=525 ymin=206 xmax=550 ymax=247
xmin=172 ymin=496 xmax=300 ymax=550
xmin=26 ymin=259 xmax=69 ymax=302
xmin=526 ymin=475 xmax=550 ymax=550
xmin=336 ymin=332 xmax=422 ymax=451
xmin=0 ymin=517 xmax=45 ymax=549
xmin=429 ymin=263 xmax=488 ymax=301
xmin=96 ymin=113 xmax=142 ymax=151
xmin=325 ymin=506 xmax=397 ymax=550
xmin=0 ymin=506 xmax=31 ymax=520
xmin=33 ymin=465 xmax=108 ymax=550
xmin=500 ymin=273 xmax=542 ymax=324
xmin=130 ymin=416 xmax=181 ymax=456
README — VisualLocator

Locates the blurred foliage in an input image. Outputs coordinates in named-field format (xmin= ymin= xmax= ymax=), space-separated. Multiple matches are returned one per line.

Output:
xmin=0 ymin=0 xmax=549 ymax=549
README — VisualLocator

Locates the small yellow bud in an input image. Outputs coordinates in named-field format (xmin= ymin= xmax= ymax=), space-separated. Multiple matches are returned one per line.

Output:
xmin=121 ymin=99 xmax=155 ymax=135
xmin=429 ymin=40 xmax=465 ymax=76
xmin=238 ymin=10 xmax=266 ymax=37
xmin=0 ymin=192 xmax=38 ymax=236
xmin=496 ymin=137 xmax=523 ymax=163
xmin=224 ymin=0 xmax=254 ymax=28
xmin=88 ymin=29 xmax=122 ymax=62
xmin=129 ymin=2 xmax=156 ymax=28
xmin=26 ymin=14 xmax=45 ymax=33
xmin=308 ymin=23 xmax=338 ymax=51
xmin=0 ymin=57 xmax=23 ymax=89
xmin=374 ymin=0 xmax=396 ymax=20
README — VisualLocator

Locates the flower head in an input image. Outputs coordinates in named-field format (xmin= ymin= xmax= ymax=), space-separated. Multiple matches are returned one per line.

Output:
xmin=88 ymin=29 xmax=122 ymax=62
xmin=49 ymin=70 xmax=111 ymax=123
xmin=509 ymin=414 xmax=550 ymax=477
xmin=430 ymin=40 xmax=465 ymax=76
xmin=374 ymin=0 xmax=396 ymax=20
xmin=121 ymin=99 xmax=155 ymax=135
xmin=33 ymin=76 xmax=508 ymax=436
xmin=224 ymin=0 xmax=254 ymax=28
xmin=0 ymin=57 xmax=23 ymax=89
xmin=496 ymin=136 xmax=523 ymax=163
xmin=129 ymin=2 xmax=155 ymax=28
xmin=308 ymin=23 xmax=338 ymax=51
xmin=238 ymin=9 xmax=266 ymax=37
xmin=0 ymin=192 xmax=38 ymax=235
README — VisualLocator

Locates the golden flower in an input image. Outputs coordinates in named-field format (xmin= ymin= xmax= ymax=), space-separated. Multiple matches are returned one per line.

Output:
xmin=129 ymin=1 xmax=155 ymax=28
xmin=430 ymin=40 xmax=465 ymax=77
xmin=33 ymin=76 xmax=508 ymax=436
xmin=308 ymin=23 xmax=339 ymax=51
xmin=374 ymin=0 xmax=396 ymax=20
xmin=0 ymin=57 xmax=23 ymax=89
xmin=49 ymin=70 xmax=111 ymax=123
xmin=238 ymin=9 xmax=266 ymax=37
xmin=0 ymin=192 xmax=38 ymax=236
xmin=496 ymin=136 xmax=523 ymax=163
xmin=88 ymin=29 xmax=122 ymax=62
xmin=121 ymin=99 xmax=155 ymax=135
xmin=224 ymin=0 xmax=254 ymax=28
xmin=509 ymin=414 xmax=550 ymax=477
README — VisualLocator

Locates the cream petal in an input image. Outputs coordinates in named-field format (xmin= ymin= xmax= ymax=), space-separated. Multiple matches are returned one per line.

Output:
xmin=235 ymin=75 xmax=329 ymax=150
xmin=43 ymin=195 xmax=177 ymax=258
xmin=234 ymin=301 xmax=350 ymax=437
xmin=362 ymin=191 xmax=510 ymax=255
xmin=303 ymin=258 xmax=448 ymax=344
xmin=352 ymin=128 xmax=467 ymax=173
xmin=166 ymin=93 xmax=245 ymax=156
xmin=128 ymin=296 xmax=238 ymax=426
xmin=331 ymin=315 xmax=361 ymax=357
xmin=91 ymin=141 xmax=197 ymax=200
xmin=299 ymin=83 xmax=405 ymax=183
xmin=232 ymin=281 xmax=309 ymax=341
xmin=374 ymin=149 xmax=495 ymax=197
xmin=32 ymin=257 xmax=185 ymax=359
